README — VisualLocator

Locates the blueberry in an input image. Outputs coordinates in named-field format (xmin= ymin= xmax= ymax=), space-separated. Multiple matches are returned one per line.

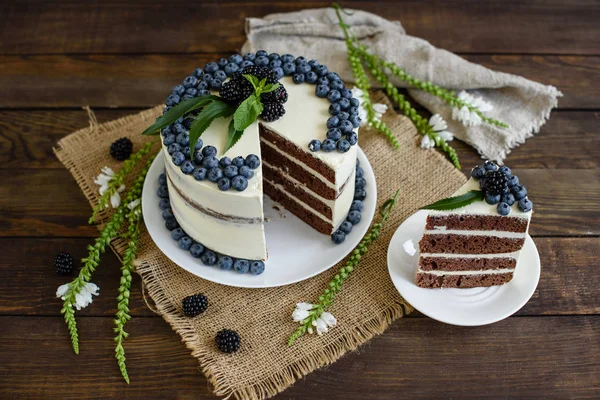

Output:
xmin=355 ymin=177 xmax=366 ymax=189
xmin=157 ymin=185 xmax=169 ymax=198
xmin=240 ymin=60 xmax=254 ymax=69
xmin=214 ymin=70 xmax=227 ymax=81
xmin=295 ymin=56 xmax=307 ymax=64
xmin=161 ymin=127 xmax=171 ymax=137
xmin=269 ymin=59 xmax=282 ymax=68
xmin=347 ymin=210 xmax=362 ymax=225
xmin=176 ymin=133 xmax=190 ymax=146
xmin=347 ymin=132 xmax=358 ymax=145
xmin=281 ymin=54 xmax=295 ymax=64
xmin=224 ymin=63 xmax=239 ymax=76
xmin=484 ymin=160 xmax=498 ymax=171
xmin=354 ymin=189 xmax=367 ymax=201
xmin=337 ymin=98 xmax=350 ymax=110
xmin=198 ymin=89 xmax=210 ymax=97
xmin=292 ymin=73 xmax=305 ymax=84
xmin=327 ymin=116 xmax=340 ymax=128
xmin=202 ymin=156 xmax=219 ymax=169
xmin=307 ymin=59 xmax=319 ymax=68
xmin=282 ymin=62 xmax=296 ymax=75
xmin=327 ymin=128 xmax=342 ymax=141
xmin=183 ymin=118 xmax=194 ymax=130
xmin=348 ymin=106 xmax=359 ymax=116
xmin=202 ymin=145 xmax=217 ymax=157
xmin=204 ymin=62 xmax=219 ymax=74
xmin=223 ymin=165 xmax=238 ymax=178
xmin=313 ymin=64 xmax=328 ymax=77
xmin=232 ymin=156 xmax=245 ymax=167
xmin=255 ymin=56 xmax=269 ymax=67
xmin=305 ymin=71 xmax=318 ymax=84
xmin=231 ymin=175 xmax=248 ymax=191
xmin=499 ymin=166 xmax=511 ymax=176
xmin=217 ymin=177 xmax=231 ymax=191
xmin=180 ymin=160 xmax=195 ymax=175
xmin=350 ymin=98 xmax=360 ymax=108
xmin=210 ymin=79 xmax=223 ymax=90
xmin=217 ymin=57 xmax=229 ymax=68
xmin=501 ymin=193 xmax=515 ymax=206
xmin=511 ymin=184 xmax=528 ymax=200
xmin=193 ymin=167 xmax=207 ymax=181
xmin=350 ymin=200 xmax=363 ymax=211
xmin=183 ymin=75 xmax=199 ymax=89
xmin=317 ymin=76 xmax=329 ymax=85
xmin=243 ymin=53 xmax=256 ymax=61
xmin=185 ymin=88 xmax=198 ymax=97
xmin=171 ymin=228 xmax=185 ymax=241
xmin=485 ymin=193 xmax=501 ymax=205
xmin=327 ymin=90 xmax=341 ymax=103
xmin=339 ymin=120 xmax=354 ymax=134
xmin=331 ymin=230 xmax=346 ymax=244
xmin=256 ymin=50 xmax=268 ymax=57
xmin=233 ymin=259 xmax=250 ymax=274
xmin=165 ymin=218 xmax=179 ymax=231
xmin=339 ymin=221 xmax=353 ymax=234
xmin=202 ymin=73 xmax=213 ymax=83
xmin=166 ymin=94 xmax=180 ymax=106
xmin=171 ymin=123 xmax=186 ymax=135
xmin=250 ymin=260 xmax=265 ymax=275
xmin=497 ymin=202 xmax=511 ymax=216
xmin=201 ymin=250 xmax=217 ymax=266
xmin=330 ymin=79 xmax=344 ymax=91
xmin=337 ymin=111 xmax=349 ymax=121
xmin=518 ymin=198 xmax=533 ymax=212
xmin=182 ymin=146 xmax=191 ymax=157
xmin=198 ymin=81 xmax=209 ymax=90
xmin=163 ymin=134 xmax=176 ymax=146
xmin=168 ymin=143 xmax=181 ymax=155
xmin=329 ymin=103 xmax=341 ymax=115
xmin=239 ymin=165 xmax=254 ymax=179
xmin=321 ymin=139 xmax=336 ymax=152
xmin=178 ymin=236 xmax=193 ymax=250
xmin=171 ymin=85 xmax=186 ymax=97
xmin=268 ymin=52 xmax=280 ymax=60
xmin=471 ymin=166 xmax=486 ymax=180
xmin=229 ymin=54 xmax=243 ymax=64
xmin=316 ymin=84 xmax=330 ymax=98
xmin=208 ymin=167 xmax=223 ymax=182
xmin=297 ymin=63 xmax=311 ymax=74
xmin=355 ymin=167 xmax=364 ymax=178
xmin=190 ymin=243 xmax=205 ymax=258
xmin=337 ymin=139 xmax=351 ymax=153
xmin=309 ymin=139 xmax=321 ymax=152
xmin=193 ymin=151 xmax=204 ymax=165
xmin=215 ymin=157 xmax=229 ymax=168
xmin=193 ymin=67 xmax=204 ymax=78
xmin=340 ymin=88 xmax=352 ymax=99
xmin=218 ymin=256 xmax=234 ymax=270
xmin=272 ymin=67 xmax=284 ymax=80
xmin=245 ymin=154 xmax=260 ymax=169
xmin=349 ymin=115 xmax=361 ymax=128
xmin=172 ymin=151 xmax=185 ymax=166
xmin=159 ymin=198 xmax=171 ymax=210
xmin=162 ymin=208 xmax=174 ymax=220
xmin=507 ymin=175 xmax=519 ymax=188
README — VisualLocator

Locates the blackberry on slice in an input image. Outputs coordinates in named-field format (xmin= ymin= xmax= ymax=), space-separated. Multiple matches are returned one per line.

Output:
xmin=55 ymin=252 xmax=73 ymax=275
xmin=219 ymin=79 xmax=253 ymax=104
xmin=260 ymin=102 xmax=286 ymax=122
xmin=110 ymin=137 xmax=133 ymax=161
xmin=182 ymin=294 xmax=209 ymax=317
xmin=484 ymin=170 xmax=509 ymax=196
xmin=215 ymin=329 xmax=241 ymax=353
xmin=238 ymin=65 xmax=278 ymax=83
xmin=260 ymin=86 xmax=288 ymax=104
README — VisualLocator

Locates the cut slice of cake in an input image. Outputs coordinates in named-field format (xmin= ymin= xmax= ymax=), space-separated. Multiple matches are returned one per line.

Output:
xmin=416 ymin=161 xmax=533 ymax=289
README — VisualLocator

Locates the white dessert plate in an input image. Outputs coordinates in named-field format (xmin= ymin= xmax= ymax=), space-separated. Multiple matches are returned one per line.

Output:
xmin=387 ymin=210 xmax=540 ymax=326
xmin=143 ymin=148 xmax=376 ymax=288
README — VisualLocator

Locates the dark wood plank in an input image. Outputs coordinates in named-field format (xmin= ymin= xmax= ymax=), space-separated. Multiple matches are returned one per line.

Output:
xmin=0 ymin=54 xmax=596 ymax=108
xmin=0 ymin=316 xmax=598 ymax=399
xmin=1 ymin=1 xmax=599 ymax=55
xmin=1 ymin=168 xmax=597 ymax=237
xmin=1 ymin=238 xmax=598 ymax=317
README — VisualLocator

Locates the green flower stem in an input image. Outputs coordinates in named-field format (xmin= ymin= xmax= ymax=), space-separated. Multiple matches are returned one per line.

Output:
xmin=90 ymin=140 xmax=157 ymax=224
xmin=288 ymin=190 xmax=401 ymax=346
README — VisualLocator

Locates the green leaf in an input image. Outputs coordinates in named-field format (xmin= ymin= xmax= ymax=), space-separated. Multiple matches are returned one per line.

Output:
xmin=188 ymin=100 xmax=236 ymax=152
xmin=262 ymin=83 xmax=280 ymax=94
xmin=141 ymin=95 xmax=221 ymax=135
xmin=233 ymin=94 xmax=263 ymax=131
xmin=243 ymin=74 xmax=260 ymax=91
xmin=421 ymin=190 xmax=484 ymax=211
xmin=223 ymin=120 xmax=244 ymax=153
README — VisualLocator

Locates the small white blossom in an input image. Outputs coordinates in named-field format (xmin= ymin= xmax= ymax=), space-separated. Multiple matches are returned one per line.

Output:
xmin=312 ymin=312 xmax=337 ymax=335
xmin=351 ymin=87 xmax=387 ymax=127
xmin=420 ymin=135 xmax=435 ymax=149
xmin=428 ymin=114 xmax=454 ymax=142
xmin=292 ymin=302 xmax=314 ymax=322
xmin=452 ymin=91 xmax=493 ymax=127
xmin=127 ymin=198 xmax=141 ymax=210
xmin=403 ymin=239 xmax=416 ymax=256
xmin=95 ymin=167 xmax=125 ymax=208
xmin=56 ymin=282 xmax=100 ymax=311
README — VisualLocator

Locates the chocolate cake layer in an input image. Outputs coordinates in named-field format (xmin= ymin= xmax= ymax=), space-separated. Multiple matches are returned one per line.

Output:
xmin=260 ymin=140 xmax=337 ymax=200
xmin=263 ymin=179 xmax=333 ymax=235
xmin=426 ymin=214 xmax=528 ymax=233
xmin=415 ymin=272 xmax=514 ymax=289
xmin=262 ymin=162 xmax=333 ymax=219
xmin=419 ymin=257 xmax=517 ymax=272
xmin=419 ymin=234 xmax=525 ymax=254
xmin=260 ymin=124 xmax=335 ymax=184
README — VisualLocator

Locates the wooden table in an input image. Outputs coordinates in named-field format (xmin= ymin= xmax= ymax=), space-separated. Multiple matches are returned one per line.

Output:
xmin=1 ymin=1 xmax=599 ymax=398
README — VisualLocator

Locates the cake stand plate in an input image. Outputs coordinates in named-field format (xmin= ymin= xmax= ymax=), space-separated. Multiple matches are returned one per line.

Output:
xmin=142 ymin=148 xmax=376 ymax=288
xmin=387 ymin=210 xmax=540 ymax=326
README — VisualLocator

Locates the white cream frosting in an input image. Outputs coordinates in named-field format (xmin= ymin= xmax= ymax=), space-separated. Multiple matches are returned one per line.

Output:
xmin=420 ymin=251 xmax=521 ymax=259
xmin=416 ymin=268 xmax=515 ymax=276
xmin=423 ymin=229 xmax=526 ymax=239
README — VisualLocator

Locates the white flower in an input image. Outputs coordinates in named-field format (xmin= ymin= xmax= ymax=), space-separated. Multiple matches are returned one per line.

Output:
xmin=437 ymin=130 xmax=454 ymax=142
xmin=420 ymin=135 xmax=435 ymax=149
xmin=351 ymin=87 xmax=387 ymax=127
xmin=127 ymin=198 xmax=141 ymax=210
xmin=56 ymin=282 xmax=100 ymax=311
xmin=428 ymin=114 xmax=454 ymax=142
xmin=312 ymin=311 xmax=337 ymax=335
xmin=94 ymin=167 xmax=125 ymax=208
xmin=452 ymin=91 xmax=493 ymax=127
xmin=403 ymin=239 xmax=416 ymax=256
xmin=292 ymin=302 xmax=314 ymax=322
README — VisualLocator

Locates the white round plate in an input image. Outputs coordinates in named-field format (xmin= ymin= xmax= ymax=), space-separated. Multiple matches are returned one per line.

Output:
xmin=387 ymin=210 xmax=540 ymax=326
xmin=143 ymin=148 xmax=376 ymax=288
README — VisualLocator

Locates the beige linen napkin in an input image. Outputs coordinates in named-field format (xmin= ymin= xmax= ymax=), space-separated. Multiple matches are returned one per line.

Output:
xmin=242 ymin=7 xmax=562 ymax=162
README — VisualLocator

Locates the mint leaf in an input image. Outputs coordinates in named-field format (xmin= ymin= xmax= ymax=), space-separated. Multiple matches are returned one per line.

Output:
xmin=189 ymin=100 xmax=236 ymax=152
xmin=262 ymin=83 xmax=280 ymax=94
xmin=243 ymin=74 xmax=260 ymax=91
xmin=234 ymin=94 xmax=263 ymax=131
xmin=421 ymin=190 xmax=484 ymax=211
xmin=223 ymin=120 xmax=244 ymax=153
xmin=142 ymin=95 xmax=220 ymax=135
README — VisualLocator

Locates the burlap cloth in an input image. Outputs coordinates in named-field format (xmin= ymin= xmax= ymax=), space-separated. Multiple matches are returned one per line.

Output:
xmin=54 ymin=93 xmax=465 ymax=399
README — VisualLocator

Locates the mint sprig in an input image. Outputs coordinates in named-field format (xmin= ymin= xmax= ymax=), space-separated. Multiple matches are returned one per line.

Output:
xmin=421 ymin=190 xmax=484 ymax=211
xmin=232 ymin=75 xmax=279 ymax=133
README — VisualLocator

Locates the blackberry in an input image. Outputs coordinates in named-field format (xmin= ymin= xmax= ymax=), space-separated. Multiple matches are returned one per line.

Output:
xmin=484 ymin=170 xmax=509 ymax=196
xmin=260 ymin=102 xmax=285 ymax=122
xmin=239 ymin=65 xmax=278 ymax=83
xmin=260 ymin=86 xmax=288 ymax=104
xmin=55 ymin=252 xmax=73 ymax=275
xmin=110 ymin=137 xmax=133 ymax=161
xmin=215 ymin=329 xmax=241 ymax=353
xmin=182 ymin=294 xmax=209 ymax=317
xmin=219 ymin=79 xmax=253 ymax=104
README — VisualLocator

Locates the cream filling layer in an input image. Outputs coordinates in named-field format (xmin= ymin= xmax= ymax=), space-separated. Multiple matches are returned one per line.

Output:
xmin=416 ymin=268 xmax=515 ymax=276
xmin=423 ymin=229 xmax=527 ymax=239
xmin=420 ymin=251 xmax=521 ymax=259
